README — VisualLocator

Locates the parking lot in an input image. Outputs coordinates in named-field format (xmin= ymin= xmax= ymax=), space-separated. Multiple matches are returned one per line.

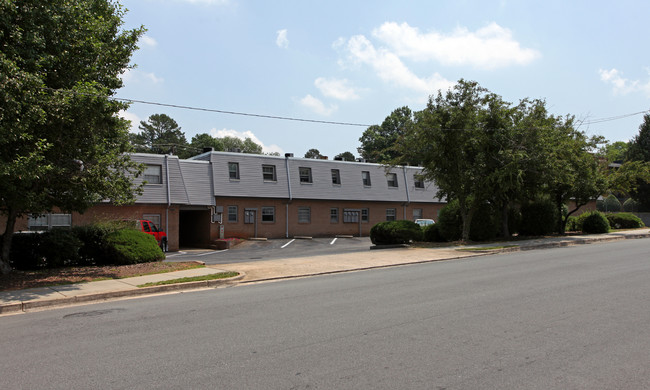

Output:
xmin=165 ymin=236 xmax=374 ymax=265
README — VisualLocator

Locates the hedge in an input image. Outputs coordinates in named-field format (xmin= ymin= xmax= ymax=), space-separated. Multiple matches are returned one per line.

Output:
xmin=606 ymin=212 xmax=644 ymax=229
xmin=370 ymin=220 xmax=423 ymax=245
xmin=581 ymin=211 xmax=610 ymax=234
xmin=519 ymin=200 xmax=557 ymax=236
xmin=105 ymin=229 xmax=165 ymax=265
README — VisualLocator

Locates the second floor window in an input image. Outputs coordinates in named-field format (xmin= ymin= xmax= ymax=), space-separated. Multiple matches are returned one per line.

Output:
xmin=331 ymin=169 xmax=341 ymax=185
xmin=228 ymin=162 xmax=239 ymax=180
xmin=262 ymin=165 xmax=277 ymax=181
xmin=414 ymin=174 xmax=425 ymax=188
xmin=362 ymin=171 xmax=371 ymax=186
xmin=299 ymin=167 xmax=312 ymax=183
xmin=144 ymin=165 xmax=162 ymax=184
xmin=387 ymin=173 xmax=398 ymax=188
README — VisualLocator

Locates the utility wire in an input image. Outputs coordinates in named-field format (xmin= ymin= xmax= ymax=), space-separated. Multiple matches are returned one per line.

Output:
xmin=37 ymin=86 xmax=648 ymax=128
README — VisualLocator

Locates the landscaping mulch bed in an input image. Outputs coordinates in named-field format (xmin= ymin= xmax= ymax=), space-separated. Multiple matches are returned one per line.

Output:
xmin=0 ymin=262 xmax=204 ymax=292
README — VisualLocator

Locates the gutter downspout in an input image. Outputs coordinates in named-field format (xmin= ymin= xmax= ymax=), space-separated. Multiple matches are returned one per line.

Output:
xmin=164 ymin=155 xmax=171 ymax=238
xmin=402 ymin=165 xmax=410 ymax=219
xmin=285 ymin=155 xmax=293 ymax=238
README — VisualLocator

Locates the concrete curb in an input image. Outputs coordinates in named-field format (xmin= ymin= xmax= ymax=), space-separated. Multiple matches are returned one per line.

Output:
xmin=1 ymin=272 xmax=244 ymax=315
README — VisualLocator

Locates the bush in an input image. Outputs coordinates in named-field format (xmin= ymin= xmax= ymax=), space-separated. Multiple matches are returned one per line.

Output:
xmin=565 ymin=216 xmax=580 ymax=232
xmin=437 ymin=200 xmax=463 ymax=241
xmin=8 ymin=233 xmax=44 ymax=270
xmin=581 ymin=211 xmax=610 ymax=234
xmin=597 ymin=195 xmax=622 ymax=212
xmin=105 ymin=229 xmax=165 ymax=264
xmin=72 ymin=222 xmax=124 ymax=266
xmin=422 ymin=223 xmax=444 ymax=242
xmin=370 ymin=220 xmax=423 ymax=245
xmin=606 ymin=212 xmax=644 ymax=229
xmin=623 ymin=198 xmax=640 ymax=212
xmin=519 ymin=200 xmax=557 ymax=236
xmin=469 ymin=202 xmax=499 ymax=241
xmin=38 ymin=228 xmax=83 ymax=268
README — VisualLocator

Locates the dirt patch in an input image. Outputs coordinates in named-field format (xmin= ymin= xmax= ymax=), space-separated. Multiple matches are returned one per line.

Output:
xmin=0 ymin=262 xmax=204 ymax=292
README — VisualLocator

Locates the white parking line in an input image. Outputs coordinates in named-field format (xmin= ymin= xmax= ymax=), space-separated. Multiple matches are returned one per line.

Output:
xmin=330 ymin=238 xmax=337 ymax=245
xmin=281 ymin=239 xmax=295 ymax=249
xmin=195 ymin=249 xmax=228 ymax=256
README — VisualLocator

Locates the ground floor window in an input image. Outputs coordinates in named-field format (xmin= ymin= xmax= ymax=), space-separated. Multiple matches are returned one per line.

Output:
xmin=361 ymin=208 xmax=369 ymax=223
xmin=298 ymin=207 xmax=311 ymax=223
xmin=28 ymin=213 xmax=71 ymax=231
xmin=413 ymin=208 xmax=423 ymax=220
xmin=330 ymin=208 xmax=339 ymax=223
xmin=262 ymin=207 xmax=275 ymax=222
xmin=227 ymin=206 xmax=238 ymax=223
xmin=142 ymin=214 xmax=161 ymax=229
xmin=386 ymin=208 xmax=396 ymax=221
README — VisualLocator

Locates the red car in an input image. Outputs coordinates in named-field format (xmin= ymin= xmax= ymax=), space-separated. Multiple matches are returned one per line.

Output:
xmin=124 ymin=219 xmax=168 ymax=252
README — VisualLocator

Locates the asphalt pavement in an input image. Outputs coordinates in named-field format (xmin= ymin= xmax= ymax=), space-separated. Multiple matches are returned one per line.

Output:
xmin=1 ymin=229 xmax=649 ymax=315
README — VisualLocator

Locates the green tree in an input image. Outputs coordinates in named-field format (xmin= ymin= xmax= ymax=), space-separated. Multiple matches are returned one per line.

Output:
xmin=626 ymin=114 xmax=650 ymax=209
xmin=221 ymin=136 xmax=263 ymax=154
xmin=0 ymin=0 xmax=145 ymax=274
xmin=175 ymin=133 xmax=225 ymax=158
xmin=358 ymin=106 xmax=414 ymax=163
xmin=304 ymin=148 xmax=322 ymax=159
xmin=335 ymin=151 xmax=356 ymax=161
xmin=130 ymin=113 xmax=188 ymax=155
xmin=599 ymin=141 xmax=629 ymax=163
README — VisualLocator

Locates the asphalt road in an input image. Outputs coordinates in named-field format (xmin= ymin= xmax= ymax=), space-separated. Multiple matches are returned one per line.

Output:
xmin=2 ymin=240 xmax=650 ymax=389
xmin=166 ymin=236 xmax=374 ymax=264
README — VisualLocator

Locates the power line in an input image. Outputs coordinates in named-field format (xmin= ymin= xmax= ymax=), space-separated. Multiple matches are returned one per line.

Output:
xmin=37 ymin=87 xmax=373 ymax=127
xmin=37 ymin=86 xmax=648 ymax=128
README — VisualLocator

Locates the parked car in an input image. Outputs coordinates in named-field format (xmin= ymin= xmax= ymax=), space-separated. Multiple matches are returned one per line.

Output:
xmin=415 ymin=219 xmax=435 ymax=227
xmin=123 ymin=219 xmax=168 ymax=252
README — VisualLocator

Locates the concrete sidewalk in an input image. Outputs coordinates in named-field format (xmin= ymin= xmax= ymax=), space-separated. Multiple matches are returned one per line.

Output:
xmin=1 ymin=229 xmax=649 ymax=315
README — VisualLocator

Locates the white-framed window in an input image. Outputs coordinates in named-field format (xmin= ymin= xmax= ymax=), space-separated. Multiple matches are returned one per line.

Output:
xmin=361 ymin=208 xmax=369 ymax=223
xmin=144 ymin=165 xmax=162 ymax=184
xmin=414 ymin=174 xmax=425 ymax=189
xmin=227 ymin=206 xmax=238 ymax=223
xmin=331 ymin=169 xmax=341 ymax=185
xmin=413 ymin=208 xmax=423 ymax=220
xmin=228 ymin=162 xmax=239 ymax=180
xmin=28 ymin=213 xmax=72 ymax=231
xmin=387 ymin=173 xmax=398 ymax=188
xmin=330 ymin=208 xmax=339 ymax=223
xmin=298 ymin=207 xmax=311 ymax=223
xmin=386 ymin=208 xmax=397 ymax=221
xmin=142 ymin=214 xmax=162 ymax=229
xmin=362 ymin=171 xmax=371 ymax=186
xmin=299 ymin=167 xmax=312 ymax=183
xmin=262 ymin=207 xmax=275 ymax=222
xmin=262 ymin=165 xmax=277 ymax=181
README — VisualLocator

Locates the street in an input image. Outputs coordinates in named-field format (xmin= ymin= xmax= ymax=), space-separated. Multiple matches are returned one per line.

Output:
xmin=1 ymin=239 xmax=650 ymax=389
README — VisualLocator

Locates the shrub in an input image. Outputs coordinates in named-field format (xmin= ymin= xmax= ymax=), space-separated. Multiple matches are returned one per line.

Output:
xmin=565 ymin=216 xmax=579 ymax=232
xmin=606 ymin=212 xmax=644 ymax=229
xmin=519 ymin=200 xmax=557 ymax=236
xmin=73 ymin=223 xmax=124 ymax=266
xmin=38 ymin=228 xmax=83 ymax=268
xmin=422 ymin=223 xmax=444 ymax=242
xmin=437 ymin=200 xmax=463 ymax=241
xmin=105 ymin=229 xmax=165 ymax=264
xmin=469 ymin=202 xmax=499 ymax=242
xmin=581 ymin=211 xmax=610 ymax=234
xmin=597 ymin=195 xmax=622 ymax=212
xmin=8 ymin=233 xmax=44 ymax=270
xmin=623 ymin=198 xmax=640 ymax=212
xmin=370 ymin=220 xmax=423 ymax=245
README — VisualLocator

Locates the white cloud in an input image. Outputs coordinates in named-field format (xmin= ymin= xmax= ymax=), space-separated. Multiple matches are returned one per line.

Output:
xmin=371 ymin=22 xmax=540 ymax=69
xmin=342 ymin=35 xmax=454 ymax=95
xmin=314 ymin=77 xmax=359 ymax=100
xmin=120 ymin=68 xmax=164 ymax=85
xmin=140 ymin=35 xmax=158 ymax=48
xmin=299 ymin=94 xmax=338 ymax=116
xmin=276 ymin=29 xmax=289 ymax=49
xmin=599 ymin=68 xmax=650 ymax=96
xmin=210 ymin=128 xmax=284 ymax=155
xmin=118 ymin=110 xmax=141 ymax=133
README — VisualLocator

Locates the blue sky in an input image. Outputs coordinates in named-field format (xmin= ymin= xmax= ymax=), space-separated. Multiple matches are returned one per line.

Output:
xmin=117 ymin=0 xmax=650 ymax=158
